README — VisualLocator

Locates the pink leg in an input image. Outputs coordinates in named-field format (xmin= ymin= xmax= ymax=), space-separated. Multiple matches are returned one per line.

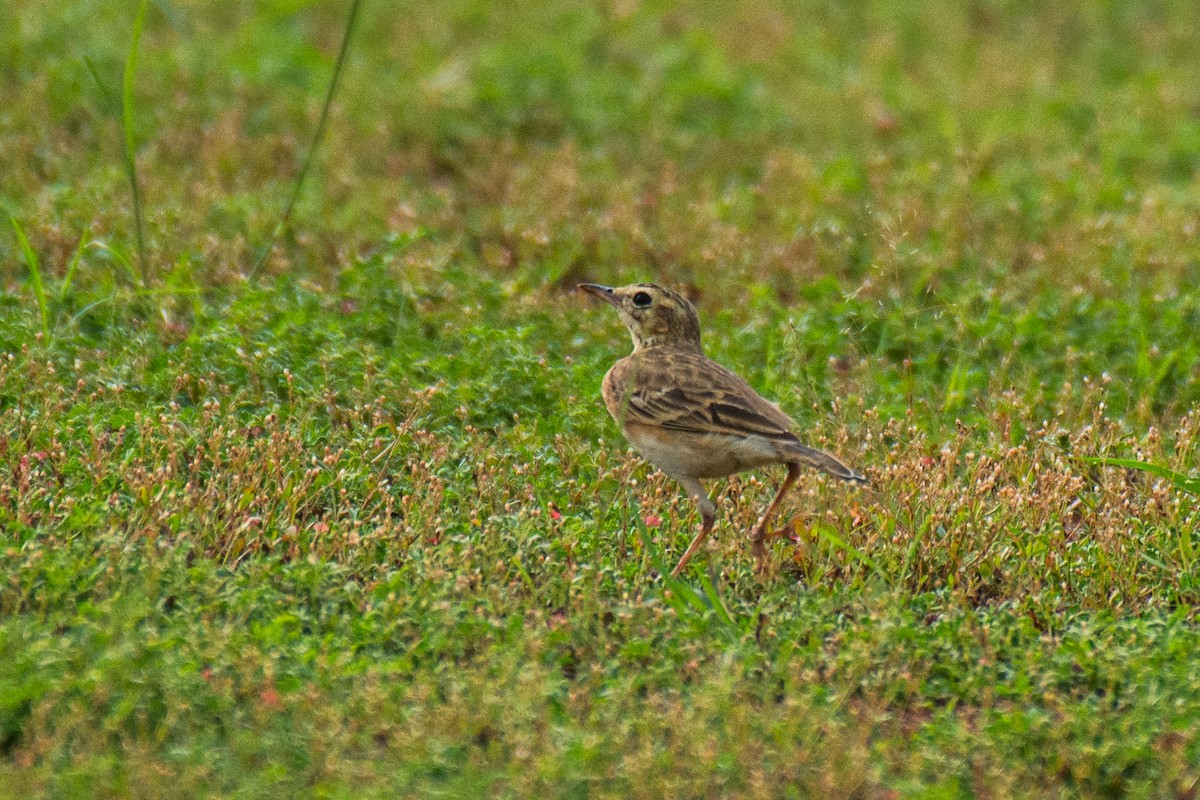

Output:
xmin=749 ymin=463 xmax=801 ymax=572
xmin=670 ymin=477 xmax=716 ymax=576
xmin=671 ymin=510 xmax=716 ymax=577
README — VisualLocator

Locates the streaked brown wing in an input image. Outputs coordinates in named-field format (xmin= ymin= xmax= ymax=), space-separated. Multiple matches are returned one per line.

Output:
xmin=614 ymin=351 xmax=800 ymax=442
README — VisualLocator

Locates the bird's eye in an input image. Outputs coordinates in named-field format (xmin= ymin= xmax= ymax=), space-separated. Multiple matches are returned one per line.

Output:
xmin=632 ymin=291 xmax=652 ymax=308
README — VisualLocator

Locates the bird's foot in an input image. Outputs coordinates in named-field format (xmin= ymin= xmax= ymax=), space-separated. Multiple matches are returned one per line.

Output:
xmin=749 ymin=527 xmax=773 ymax=574
xmin=750 ymin=519 xmax=801 ymax=573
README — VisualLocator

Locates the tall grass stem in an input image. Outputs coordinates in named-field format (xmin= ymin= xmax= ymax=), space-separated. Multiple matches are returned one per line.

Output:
xmin=1085 ymin=457 xmax=1199 ymax=496
xmin=249 ymin=0 xmax=364 ymax=283
xmin=123 ymin=0 xmax=150 ymax=285
xmin=9 ymin=215 xmax=50 ymax=335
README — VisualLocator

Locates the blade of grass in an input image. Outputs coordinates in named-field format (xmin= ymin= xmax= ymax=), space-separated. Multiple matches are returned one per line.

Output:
xmin=635 ymin=526 xmax=741 ymax=642
xmin=816 ymin=523 xmax=888 ymax=582
xmin=60 ymin=233 xmax=87 ymax=301
xmin=697 ymin=568 xmax=737 ymax=631
xmin=1084 ymin=457 xmax=1199 ymax=496
xmin=83 ymin=55 xmax=118 ymax=109
xmin=9 ymin=216 xmax=49 ymax=335
xmin=897 ymin=515 xmax=934 ymax=591
xmin=92 ymin=240 xmax=141 ymax=285
xmin=635 ymin=525 xmax=704 ymax=616
xmin=249 ymin=0 xmax=364 ymax=283
xmin=70 ymin=292 xmax=118 ymax=327
xmin=69 ymin=286 xmax=204 ymax=326
xmin=123 ymin=0 xmax=149 ymax=285
xmin=634 ymin=524 xmax=670 ymax=578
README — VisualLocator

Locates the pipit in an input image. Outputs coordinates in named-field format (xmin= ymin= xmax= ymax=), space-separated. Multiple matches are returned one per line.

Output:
xmin=579 ymin=282 xmax=867 ymax=576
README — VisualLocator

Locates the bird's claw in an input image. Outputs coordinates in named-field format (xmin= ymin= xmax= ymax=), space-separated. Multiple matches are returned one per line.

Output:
xmin=750 ymin=519 xmax=801 ymax=573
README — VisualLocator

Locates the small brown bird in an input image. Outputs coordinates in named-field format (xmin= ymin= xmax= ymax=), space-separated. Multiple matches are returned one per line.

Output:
xmin=579 ymin=282 xmax=867 ymax=576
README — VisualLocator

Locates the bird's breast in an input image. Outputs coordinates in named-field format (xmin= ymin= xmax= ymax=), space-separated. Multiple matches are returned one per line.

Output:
xmin=600 ymin=360 xmax=632 ymax=423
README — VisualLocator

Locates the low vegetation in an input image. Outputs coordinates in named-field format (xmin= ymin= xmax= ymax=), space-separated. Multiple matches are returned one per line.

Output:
xmin=2 ymin=1 xmax=1199 ymax=796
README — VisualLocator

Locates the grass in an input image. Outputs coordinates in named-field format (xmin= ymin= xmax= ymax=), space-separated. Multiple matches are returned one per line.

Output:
xmin=249 ymin=0 xmax=365 ymax=282
xmin=121 ymin=0 xmax=150 ymax=285
xmin=6 ymin=217 xmax=48 ymax=335
xmin=2 ymin=0 xmax=1199 ymax=797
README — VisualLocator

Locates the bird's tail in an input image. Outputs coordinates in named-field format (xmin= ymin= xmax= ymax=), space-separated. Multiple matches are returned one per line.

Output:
xmin=780 ymin=442 xmax=868 ymax=485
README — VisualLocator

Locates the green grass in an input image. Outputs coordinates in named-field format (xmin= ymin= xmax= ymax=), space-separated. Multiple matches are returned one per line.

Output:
xmin=121 ymin=0 xmax=150 ymax=284
xmin=2 ymin=0 xmax=1200 ymax=797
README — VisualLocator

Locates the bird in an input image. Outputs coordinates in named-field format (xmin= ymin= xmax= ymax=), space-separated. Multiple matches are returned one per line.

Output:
xmin=578 ymin=282 xmax=867 ymax=576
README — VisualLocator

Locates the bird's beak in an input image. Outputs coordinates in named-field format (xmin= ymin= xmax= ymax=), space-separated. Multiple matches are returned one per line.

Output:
xmin=577 ymin=283 xmax=620 ymax=307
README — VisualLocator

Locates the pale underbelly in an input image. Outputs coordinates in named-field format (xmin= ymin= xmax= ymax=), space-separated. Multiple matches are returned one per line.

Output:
xmin=624 ymin=425 xmax=782 ymax=480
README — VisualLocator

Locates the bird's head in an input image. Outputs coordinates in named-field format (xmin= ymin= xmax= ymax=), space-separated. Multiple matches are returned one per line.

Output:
xmin=578 ymin=283 xmax=702 ymax=352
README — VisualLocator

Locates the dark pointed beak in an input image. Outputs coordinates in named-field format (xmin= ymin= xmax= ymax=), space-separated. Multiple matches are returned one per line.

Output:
xmin=577 ymin=283 xmax=619 ymax=307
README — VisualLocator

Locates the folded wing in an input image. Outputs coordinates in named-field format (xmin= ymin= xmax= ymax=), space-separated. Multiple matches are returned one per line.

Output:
xmin=616 ymin=352 xmax=801 ymax=442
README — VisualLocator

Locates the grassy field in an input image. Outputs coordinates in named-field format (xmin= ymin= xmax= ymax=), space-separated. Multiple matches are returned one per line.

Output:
xmin=3 ymin=0 xmax=1200 ymax=796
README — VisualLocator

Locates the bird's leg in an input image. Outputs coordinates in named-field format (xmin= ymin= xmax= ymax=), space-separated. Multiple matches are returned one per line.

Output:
xmin=671 ymin=509 xmax=715 ymax=577
xmin=670 ymin=478 xmax=715 ymax=577
xmin=750 ymin=462 xmax=801 ymax=571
